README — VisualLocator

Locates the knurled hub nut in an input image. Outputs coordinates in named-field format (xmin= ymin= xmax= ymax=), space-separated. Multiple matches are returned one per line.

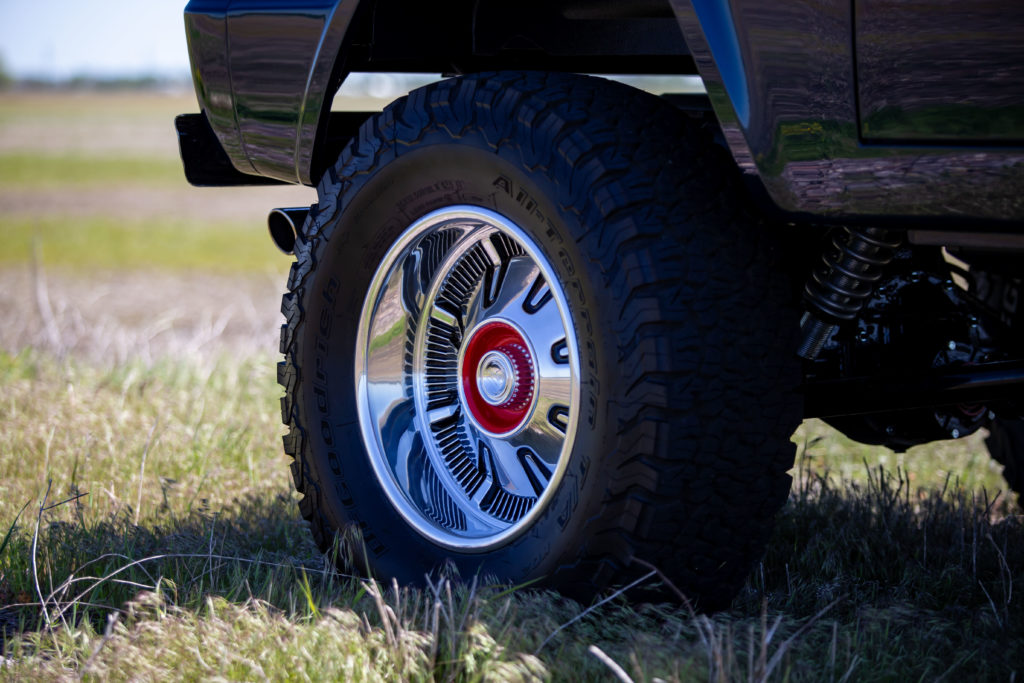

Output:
xmin=460 ymin=321 xmax=536 ymax=435
xmin=490 ymin=342 xmax=534 ymax=411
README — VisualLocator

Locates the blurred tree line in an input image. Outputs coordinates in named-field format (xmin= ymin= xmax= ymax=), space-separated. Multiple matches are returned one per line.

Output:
xmin=0 ymin=54 xmax=12 ymax=89
xmin=0 ymin=50 xmax=190 ymax=91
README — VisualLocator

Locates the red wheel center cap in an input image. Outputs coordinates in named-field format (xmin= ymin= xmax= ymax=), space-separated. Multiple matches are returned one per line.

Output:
xmin=460 ymin=321 xmax=535 ymax=434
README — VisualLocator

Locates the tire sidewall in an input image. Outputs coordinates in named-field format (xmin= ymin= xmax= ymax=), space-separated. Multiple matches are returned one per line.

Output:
xmin=299 ymin=139 xmax=615 ymax=584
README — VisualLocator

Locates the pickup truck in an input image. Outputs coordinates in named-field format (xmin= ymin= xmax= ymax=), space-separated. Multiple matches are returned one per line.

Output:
xmin=177 ymin=0 xmax=1024 ymax=610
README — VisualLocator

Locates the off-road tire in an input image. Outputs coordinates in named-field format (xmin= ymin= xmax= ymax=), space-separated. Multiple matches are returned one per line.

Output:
xmin=278 ymin=71 xmax=803 ymax=609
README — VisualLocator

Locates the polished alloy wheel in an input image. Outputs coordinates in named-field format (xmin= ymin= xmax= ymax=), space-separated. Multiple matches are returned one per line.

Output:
xmin=356 ymin=206 xmax=580 ymax=550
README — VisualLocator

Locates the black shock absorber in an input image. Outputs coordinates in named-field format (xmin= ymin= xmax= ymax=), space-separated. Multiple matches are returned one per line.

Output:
xmin=797 ymin=226 xmax=902 ymax=359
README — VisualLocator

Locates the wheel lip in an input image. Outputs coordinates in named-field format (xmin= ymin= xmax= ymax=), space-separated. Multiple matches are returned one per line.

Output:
xmin=354 ymin=205 xmax=581 ymax=553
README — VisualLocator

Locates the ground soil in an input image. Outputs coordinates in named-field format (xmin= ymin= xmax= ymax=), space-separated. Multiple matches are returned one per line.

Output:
xmin=0 ymin=265 xmax=286 ymax=363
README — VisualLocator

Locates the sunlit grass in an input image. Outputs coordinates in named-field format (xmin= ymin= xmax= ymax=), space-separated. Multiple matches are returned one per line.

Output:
xmin=0 ymin=350 xmax=284 ymax=527
xmin=0 ymin=216 xmax=290 ymax=274
xmin=0 ymin=350 xmax=1021 ymax=681
xmin=794 ymin=419 xmax=1008 ymax=496
xmin=0 ymin=153 xmax=185 ymax=188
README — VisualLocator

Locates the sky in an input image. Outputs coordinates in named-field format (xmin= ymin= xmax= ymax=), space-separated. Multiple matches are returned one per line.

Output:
xmin=0 ymin=0 xmax=192 ymax=79
xmin=0 ymin=0 xmax=706 ymax=94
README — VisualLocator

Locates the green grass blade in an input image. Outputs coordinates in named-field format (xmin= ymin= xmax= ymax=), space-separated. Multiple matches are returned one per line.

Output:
xmin=0 ymin=500 xmax=31 ymax=558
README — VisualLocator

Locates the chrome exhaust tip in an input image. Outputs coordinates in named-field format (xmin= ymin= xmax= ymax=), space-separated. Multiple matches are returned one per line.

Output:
xmin=268 ymin=207 xmax=309 ymax=255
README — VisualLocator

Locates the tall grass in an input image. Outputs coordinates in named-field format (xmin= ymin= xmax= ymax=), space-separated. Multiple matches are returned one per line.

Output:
xmin=0 ymin=351 xmax=1020 ymax=681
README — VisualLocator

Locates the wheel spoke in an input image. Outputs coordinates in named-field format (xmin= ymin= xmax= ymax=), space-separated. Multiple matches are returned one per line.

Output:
xmin=475 ymin=435 xmax=532 ymax=500
xmin=550 ymin=338 xmax=570 ymax=365
xmin=429 ymin=302 xmax=458 ymax=328
xmin=506 ymin=403 xmax=567 ymax=473
xmin=547 ymin=404 xmax=570 ymax=434
xmin=522 ymin=274 xmax=552 ymax=314
xmin=426 ymin=401 xmax=459 ymax=426
xmin=516 ymin=447 xmax=552 ymax=497
xmin=479 ymin=237 xmax=507 ymax=309
xmin=481 ymin=256 xmax=537 ymax=318
xmin=400 ymin=250 xmax=424 ymax=319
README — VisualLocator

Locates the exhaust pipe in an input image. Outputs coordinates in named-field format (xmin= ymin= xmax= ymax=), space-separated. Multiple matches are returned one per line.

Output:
xmin=268 ymin=207 xmax=309 ymax=254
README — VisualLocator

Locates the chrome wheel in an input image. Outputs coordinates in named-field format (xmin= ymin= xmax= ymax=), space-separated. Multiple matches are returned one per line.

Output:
xmin=355 ymin=206 xmax=580 ymax=551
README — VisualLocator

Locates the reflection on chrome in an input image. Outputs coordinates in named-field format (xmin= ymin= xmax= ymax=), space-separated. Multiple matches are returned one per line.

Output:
xmin=355 ymin=206 xmax=580 ymax=551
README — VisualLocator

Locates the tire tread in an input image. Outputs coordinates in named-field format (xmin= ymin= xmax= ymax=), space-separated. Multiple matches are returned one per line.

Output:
xmin=278 ymin=71 xmax=802 ymax=608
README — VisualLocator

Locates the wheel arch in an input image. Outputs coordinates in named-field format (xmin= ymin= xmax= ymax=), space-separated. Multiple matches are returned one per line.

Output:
xmin=301 ymin=0 xmax=701 ymax=184
xmin=193 ymin=0 xmax=762 ymax=189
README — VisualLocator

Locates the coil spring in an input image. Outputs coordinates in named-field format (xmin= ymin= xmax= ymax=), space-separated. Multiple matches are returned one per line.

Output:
xmin=804 ymin=226 xmax=902 ymax=322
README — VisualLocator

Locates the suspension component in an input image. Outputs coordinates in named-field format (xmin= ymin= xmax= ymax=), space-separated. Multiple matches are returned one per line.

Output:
xmin=797 ymin=226 xmax=902 ymax=359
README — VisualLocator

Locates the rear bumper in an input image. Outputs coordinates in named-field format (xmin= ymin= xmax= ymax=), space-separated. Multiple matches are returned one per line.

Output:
xmin=176 ymin=111 xmax=374 ymax=187
xmin=175 ymin=113 xmax=287 ymax=187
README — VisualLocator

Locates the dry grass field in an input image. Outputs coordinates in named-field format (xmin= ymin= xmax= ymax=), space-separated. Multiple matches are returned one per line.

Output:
xmin=0 ymin=89 xmax=1021 ymax=681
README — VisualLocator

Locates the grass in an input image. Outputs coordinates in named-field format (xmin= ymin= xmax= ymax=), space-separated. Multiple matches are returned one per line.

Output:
xmin=1 ymin=90 xmax=1022 ymax=681
xmin=1 ymin=216 xmax=291 ymax=273
xmin=0 ymin=153 xmax=185 ymax=188
xmin=0 ymin=351 xmax=1020 ymax=681
xmin=794 ymin=420 xmax=1007 ymax=495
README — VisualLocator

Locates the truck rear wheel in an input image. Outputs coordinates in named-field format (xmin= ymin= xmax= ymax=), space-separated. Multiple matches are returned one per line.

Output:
xmin=278 ymin=72 xmax=802 ymax=609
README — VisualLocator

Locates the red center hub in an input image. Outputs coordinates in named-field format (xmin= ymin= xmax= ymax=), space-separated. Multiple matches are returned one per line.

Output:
xmin=460 ymin=321 xmax=535 ymax=435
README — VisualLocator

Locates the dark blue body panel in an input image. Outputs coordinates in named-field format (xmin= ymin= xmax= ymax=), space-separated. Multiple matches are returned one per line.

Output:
xmin=185 ymin=0 xmax=354 ymax=183
xmin=184 ymin=0 xmax=1024 ymax=226
xmin=672 ymin=0 xmax=1024 ymax=224
xmin=856 ymin=0 xmax=1024 ymax=143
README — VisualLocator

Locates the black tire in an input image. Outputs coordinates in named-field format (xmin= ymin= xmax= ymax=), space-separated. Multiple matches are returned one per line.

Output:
xmin=987 ymin=418 xmax=1024 ymax=496
xmin=278 ymin=72 xmax=803 ymax=610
